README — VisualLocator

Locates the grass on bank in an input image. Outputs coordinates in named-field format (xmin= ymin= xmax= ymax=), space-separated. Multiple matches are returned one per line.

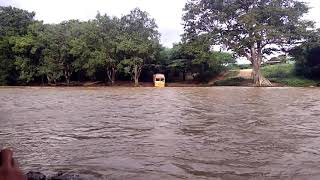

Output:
xmin=261 ymin=64 xmax=320 ymax=87
xmin=214 ymin=63 xmax=320 ymax=87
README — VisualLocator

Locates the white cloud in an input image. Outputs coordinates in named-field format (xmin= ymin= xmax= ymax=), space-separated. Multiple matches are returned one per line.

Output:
xmin=303 ymin=0 xmax=320 ymax=27
xmin=1 ymin=0 xmax=319 ymax=48
xmin=1 ymin=0 xmax=186 ymax=47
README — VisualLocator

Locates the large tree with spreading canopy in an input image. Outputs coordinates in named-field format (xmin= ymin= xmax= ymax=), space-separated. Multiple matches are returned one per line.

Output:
xmin=183 ymin=0 xmax=314 ymax=86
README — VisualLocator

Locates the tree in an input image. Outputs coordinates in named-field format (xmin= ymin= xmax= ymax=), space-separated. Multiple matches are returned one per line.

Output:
xmin=153 ymin=46 xmax=171 ymax=73
xmin=0 ymin=6 xmax=35 ymax=37
xmin=65 ymin=20 xmax=96 ymax=82
xmin=167 ymin=43 xmax=193 ymax=81
xmin=11 ymin=21 xmax=45 ymax=84
xmin=166 ymin=35 xmax=235 ymax=82
xmin=0 ymin=37 xmax=17 ymax=85
xmin=40 ymin=24 xmax=68 ymax=84
xmin=92 ymin=13 xmax=122 ymax=85
xmin=62 ymin=20 xmax=100 ymax=82
xmin=40 ymin=20 xmax=81 ymax=84
xmin=118 ymin=8 xmax=160 ymax=86
xmin=183 ymin=0 xmax=314 ymax=86
xmin=290 ymin=30 xmax=320 ymax=79
xmin=0 ymin=6 xmax=35 ymax=85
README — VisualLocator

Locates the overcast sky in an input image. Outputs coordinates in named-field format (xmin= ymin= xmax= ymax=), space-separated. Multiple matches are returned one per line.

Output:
xmin=1 ymin=0 xmax=319 ymax=48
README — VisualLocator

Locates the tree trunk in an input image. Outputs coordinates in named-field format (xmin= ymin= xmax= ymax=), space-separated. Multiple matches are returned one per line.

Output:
xmin=134 ymin=65 xmax=139 ymax=86
xmin=64 ymin=67 xmax=71 ymax=84
xmin=106 ymin=69 xmax=111 ymax=85
xmin=65 ymin=72 xmax=70 ymax=84
xmin=111 ymin=69 xmax=116 ymax=85
xmin=249 ymin=45 xmax=272 ymax=87
xmin=251 ymin=56 xmax=272 ymax=87
xmin=106 ymin=67 xmax=116 ymax=86
xmin=46 ymin=76 xmax=51 ymax=84
xmin=66 ymin=77 xmax=70 ymax=84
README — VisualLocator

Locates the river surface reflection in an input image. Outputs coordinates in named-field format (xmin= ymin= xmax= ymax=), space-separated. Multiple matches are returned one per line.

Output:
xmin=1 ymin=87 xmax=320 ymax=179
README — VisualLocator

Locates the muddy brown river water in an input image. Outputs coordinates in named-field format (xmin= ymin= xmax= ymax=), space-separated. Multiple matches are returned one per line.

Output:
xmin=1 ymin=87 xmax=320 ymax=180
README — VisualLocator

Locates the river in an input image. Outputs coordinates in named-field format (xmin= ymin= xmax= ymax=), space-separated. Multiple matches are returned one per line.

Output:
xmin=1 ymin=87 xmax=320 ymax=180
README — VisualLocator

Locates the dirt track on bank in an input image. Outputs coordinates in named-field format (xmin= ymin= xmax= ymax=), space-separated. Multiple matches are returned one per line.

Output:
xmin=237 ymin=69 xmax=252 ymax=78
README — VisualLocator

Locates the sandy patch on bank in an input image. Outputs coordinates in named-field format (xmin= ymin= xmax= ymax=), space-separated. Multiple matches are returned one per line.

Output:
xmin=237 ymin=69 xmax=252 ymax=79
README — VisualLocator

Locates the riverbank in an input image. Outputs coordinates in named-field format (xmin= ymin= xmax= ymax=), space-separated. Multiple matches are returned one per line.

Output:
xmin=262 ymin=64 xmax=320 ymax=87
xmin=0 ymin=81 xmax=210 ymax=88
xmin=2 ymin=64 xmax=320 ymax=88
xmin=1 ymin=79 xmax=319 ymax=88
xmin=214 ymin=64 xmax=320 ymax=87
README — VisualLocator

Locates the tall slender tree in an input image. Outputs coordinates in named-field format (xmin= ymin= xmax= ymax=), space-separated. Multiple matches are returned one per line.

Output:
xmin=118 ymin=8 xmax=160 ymax=86
xmin=94 ymin=13 xmax=122 ymax=85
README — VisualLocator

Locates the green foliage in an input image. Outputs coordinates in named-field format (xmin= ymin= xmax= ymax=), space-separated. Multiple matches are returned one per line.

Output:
xmin=0 ymin=6 xmax=35 ymax=37
xmin=290 ymin=36 xmax=320 ymax=79
xmin=183 ymin=0 xmax=313 ymax=56
xmin=215 ymin=64 xmax=320 ymax=87
xmin=164 ymin=38 xmax=235 ymax=82
xmin=87 ymin=14 xmax=122 ymax=83
xmin=10 ymin=23 xmax=45 ymax=83
xmin=183 ymin=0 xmax=314 ymax=85
xmin=0 ymin=5 xmax=238 ymax=85
xmin=262 ymin=64 xmax=320 ymax=87
xmin=120 ymin=57 xmax=143 ymax=75
xmin=278 ymin=55 xmax=289 ymax=64
xmin=14 ymin=57 xmax=37 ymax=83
xmin=116 ymin=9 xmax=160 ymax=85
xmin=0 ymin=37 xmax=16 ymax=85
xmin=262 ymin=64 xmax=294 ymax=78
xmin=227 ymin=64 xmax=251 ymax=70
xmin=0 ymin=6 xmax=35 ymax=85
xmin=268 ymin=77 xmax=319 ymax=87
xmin=0 ymin=5 xmax=162 ymax=85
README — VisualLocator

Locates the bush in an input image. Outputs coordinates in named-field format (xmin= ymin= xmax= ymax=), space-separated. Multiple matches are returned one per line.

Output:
xmin=226 ymin=64 xmax=240 ymax=70
xmin=268 ymin=77 xmax=319 ymax=87
xmin=262 ymin=64 xmax=320 ymax=87
xmin=195 ymin=70 xmax=220 ymax=82
xmin=238 ymin=64 xmax=251 ymax=69
xmin=290 ymin=43 xmax=320 ymax=79
xmin=262 ymin=64 xmax=294 ymax=78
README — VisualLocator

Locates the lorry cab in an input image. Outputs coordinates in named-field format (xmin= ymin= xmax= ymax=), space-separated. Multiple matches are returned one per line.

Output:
xmin=153 ymin=74 xmax=165 ymax=87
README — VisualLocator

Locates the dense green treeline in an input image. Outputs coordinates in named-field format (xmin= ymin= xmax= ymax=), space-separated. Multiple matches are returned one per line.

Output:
xmin=0 ymin=6 xmax=234 ymax=86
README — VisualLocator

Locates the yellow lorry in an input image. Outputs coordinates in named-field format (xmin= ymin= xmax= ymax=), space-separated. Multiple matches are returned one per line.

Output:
xmin=153 ymin=74 xmax=165 ymax=87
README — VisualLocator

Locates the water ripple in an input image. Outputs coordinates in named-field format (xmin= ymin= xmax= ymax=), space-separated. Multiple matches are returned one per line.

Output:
xmin=1 ymin=87 xmax=320 ymax=179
